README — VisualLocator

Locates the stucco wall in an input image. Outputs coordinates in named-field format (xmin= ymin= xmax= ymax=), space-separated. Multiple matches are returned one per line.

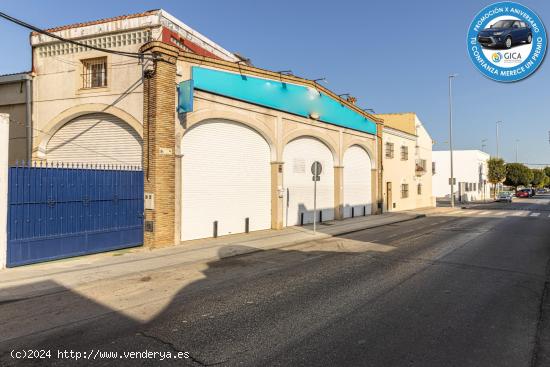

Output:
xmin=0 ymin=82 xmax=28 ymax=164
xmin=30 ymin=29 xmax=158 ymax=160
xmin=432 ymin=150 xmax=490 ymax=202
xmin=382 ymin=114 xmax=434 ymax=211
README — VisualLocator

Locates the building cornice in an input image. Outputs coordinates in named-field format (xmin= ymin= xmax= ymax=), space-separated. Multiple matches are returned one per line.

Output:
xmin=383 ymin=126 xmax=417 ymax=140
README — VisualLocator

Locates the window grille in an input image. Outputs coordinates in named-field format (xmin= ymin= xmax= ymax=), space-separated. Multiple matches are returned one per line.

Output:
xmin=401 ymin=146 xmax=408 ymax=160
xmin=82 ymin=57 xmax=107 ymax=89
xmin=385 ymin=142 xmax=394 ymax=158
xmin=401 ymin=184 xmax=409 ymax=198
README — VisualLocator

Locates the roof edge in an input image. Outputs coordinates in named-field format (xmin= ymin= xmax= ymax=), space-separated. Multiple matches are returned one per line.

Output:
xmin=0 ymin=72 xmax=32 ymax=84
xmin=32 ymin=9 xmax=161 ymax=35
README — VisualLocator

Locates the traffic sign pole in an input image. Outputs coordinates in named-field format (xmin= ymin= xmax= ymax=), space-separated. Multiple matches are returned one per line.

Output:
xmin=311 ymin=161 xmax=322 ymax=234
xmin=313 ymin=164 xmax=317 ymax=233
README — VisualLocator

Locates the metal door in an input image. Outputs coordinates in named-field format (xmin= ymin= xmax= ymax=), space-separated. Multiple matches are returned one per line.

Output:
xmin=7 ymin=162 xmax=144 ymax=267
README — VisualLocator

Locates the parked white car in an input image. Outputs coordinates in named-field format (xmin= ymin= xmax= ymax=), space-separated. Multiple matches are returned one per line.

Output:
xmin=496 ymin=191 xmax=513 ymax=203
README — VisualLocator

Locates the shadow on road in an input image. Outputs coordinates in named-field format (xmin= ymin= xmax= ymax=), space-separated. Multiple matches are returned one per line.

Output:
xmin=0 ymin=244 xmax=390 ymax=366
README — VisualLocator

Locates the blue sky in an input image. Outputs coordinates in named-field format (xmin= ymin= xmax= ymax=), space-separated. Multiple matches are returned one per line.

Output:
xmin=1 ymin=0 xmax=549 ymax=165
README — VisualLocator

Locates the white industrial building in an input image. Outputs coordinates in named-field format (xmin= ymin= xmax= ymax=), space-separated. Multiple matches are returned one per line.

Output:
xmin=432 ymin=150 xmax=491 ymax=203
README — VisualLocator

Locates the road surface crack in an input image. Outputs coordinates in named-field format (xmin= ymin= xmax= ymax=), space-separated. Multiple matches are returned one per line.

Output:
xmin=138 ymin=331 xmax=228 ymax=366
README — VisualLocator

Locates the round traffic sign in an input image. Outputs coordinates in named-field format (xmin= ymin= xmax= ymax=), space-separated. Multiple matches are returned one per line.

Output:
xmin=311 ymin=161 xmax=322 ymax=175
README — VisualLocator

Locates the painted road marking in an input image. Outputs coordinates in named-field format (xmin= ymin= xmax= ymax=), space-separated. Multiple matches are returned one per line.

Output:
xmin=530 ymin=213 xmax=540 ymax=217
xmin=495 ymin=211 xmax=508 ymax=216
xmin=478 ymin=211 xmax=492 ymax=215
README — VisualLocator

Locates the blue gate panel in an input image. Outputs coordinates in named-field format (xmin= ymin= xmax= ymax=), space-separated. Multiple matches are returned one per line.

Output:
xmin=7 ymin=163 xmax=144 ymax=267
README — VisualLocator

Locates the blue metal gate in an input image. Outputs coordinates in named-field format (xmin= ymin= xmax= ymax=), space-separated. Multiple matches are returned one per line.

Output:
xmin=7 ymin=162 xmax=144 ymax=267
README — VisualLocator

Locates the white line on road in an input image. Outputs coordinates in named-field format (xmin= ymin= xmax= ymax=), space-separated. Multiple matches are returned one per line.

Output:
xmin=496 ymin=211 xmax=508 ymax=216
xmin=478 ymin=211 xmax=492 ymax=216
xmin=530 ymin=213 xmax=540 ymax=217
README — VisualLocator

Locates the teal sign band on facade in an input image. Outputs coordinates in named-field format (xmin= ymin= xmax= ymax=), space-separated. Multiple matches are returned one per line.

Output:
xmin=177 ymin=79 xmax=194 ymax=113
xmin=191 ymin=66 xmax=377 ymax=135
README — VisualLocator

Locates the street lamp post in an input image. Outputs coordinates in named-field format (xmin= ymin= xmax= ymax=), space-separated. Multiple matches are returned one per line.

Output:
xmin=496 ymin=121 xmax=502 ymax=158
xmin=481 ymin=139 xmax=487 ymax=152
xmin=449 ymin=74 xmax=458 ymax=207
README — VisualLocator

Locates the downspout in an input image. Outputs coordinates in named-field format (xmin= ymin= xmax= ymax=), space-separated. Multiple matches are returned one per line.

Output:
xmin=25 ymin=77 xmax=32 ymax=162
xmin=27 ymin=29 xmax=35 ymax=162
xmin=377 ymin=121 xmax=384 ymax=214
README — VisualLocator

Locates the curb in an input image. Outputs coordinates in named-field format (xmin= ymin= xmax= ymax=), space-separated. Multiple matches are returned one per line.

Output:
xmin=215 ymin=214 xmax=427 ymax=260
xmin=0 ymin=214 xmax=427 ymax=301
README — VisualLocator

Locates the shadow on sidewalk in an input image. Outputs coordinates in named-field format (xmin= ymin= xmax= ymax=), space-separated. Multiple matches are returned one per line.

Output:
xmin=0 ymin=243 xmax=392 ymax=366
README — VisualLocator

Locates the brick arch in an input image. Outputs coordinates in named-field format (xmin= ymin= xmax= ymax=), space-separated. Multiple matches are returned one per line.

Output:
xmin=342 ymin=142 xmax=376 ymax=169
xmin=34 ymin=103 xmax=142 ymax=159
xmin=282 ymin=130 xmax=339 ymax=166
xmin=184 ymin=109 xmax=277 ymax=161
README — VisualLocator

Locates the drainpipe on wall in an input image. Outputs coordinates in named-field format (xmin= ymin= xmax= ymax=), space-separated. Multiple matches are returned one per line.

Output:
xmin=25 ymin=77 xmax=32 ymax=162
xmin=377 ymin=121 xmax=384 ymax=214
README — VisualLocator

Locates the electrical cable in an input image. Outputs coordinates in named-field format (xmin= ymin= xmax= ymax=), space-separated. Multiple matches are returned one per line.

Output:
xmin=6 ymin=117 xmax=140 ymax=166
xmin=0 ymin=11 xmax=156 ymax=60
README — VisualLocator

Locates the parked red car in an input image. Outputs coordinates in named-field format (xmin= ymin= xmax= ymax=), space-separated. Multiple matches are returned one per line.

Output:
xmin=516 ymin=189 xmax=530 ymax=198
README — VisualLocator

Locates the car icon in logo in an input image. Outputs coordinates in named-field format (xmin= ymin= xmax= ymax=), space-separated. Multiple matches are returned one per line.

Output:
xmin=492 ymin=52 xmax=503 ymax=62
xmin=477 ymin=19 xmax=532 ymax=49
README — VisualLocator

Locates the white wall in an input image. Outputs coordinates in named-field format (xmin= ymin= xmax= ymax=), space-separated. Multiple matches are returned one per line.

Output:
xmin=0 ymin=113 xmax=9 ymax=268
xmin=432 ymin=150 xmax=491 ymax=202
xmin=382 ymin=115 xmax=434 ymax=211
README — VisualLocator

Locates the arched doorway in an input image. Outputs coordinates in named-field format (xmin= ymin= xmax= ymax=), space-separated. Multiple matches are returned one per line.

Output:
xmin=46 ymin=112 xmax=142 ymax=165
xmin=283 ymin=137 xmax=335 ymax=226
xmin=181 ymin=119 xmax=272 ymax=241
xmin=343 ymin=145 xmax=372 ymax=218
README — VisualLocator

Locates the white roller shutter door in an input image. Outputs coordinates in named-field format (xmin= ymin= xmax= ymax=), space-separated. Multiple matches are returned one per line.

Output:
xmin=283 ymin=137 xmax=334 ymax=226
xmin=343 ymin=146 xmax=372 ymax=218
xmin=181 ymin=120 xmax=271 ymax=241
xmin=46 ymin=113 xmax=142 ymax=166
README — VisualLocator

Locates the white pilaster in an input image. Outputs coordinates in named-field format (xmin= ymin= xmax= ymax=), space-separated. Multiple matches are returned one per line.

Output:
xmin=0 ymin=114 xmax=9 ymax=269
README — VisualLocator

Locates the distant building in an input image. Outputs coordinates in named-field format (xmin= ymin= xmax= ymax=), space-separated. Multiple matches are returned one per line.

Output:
xmin=432 ymin=150 xmax=490 ymax=202
xmin=0 ymin=72 xmax=32 ymax=164
xmin=377 ymin=112 xmax=435 ymax=211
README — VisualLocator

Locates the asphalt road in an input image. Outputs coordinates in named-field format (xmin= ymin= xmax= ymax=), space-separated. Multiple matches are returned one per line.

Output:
xmin=2 ymin=195 xmax=550 ymax=367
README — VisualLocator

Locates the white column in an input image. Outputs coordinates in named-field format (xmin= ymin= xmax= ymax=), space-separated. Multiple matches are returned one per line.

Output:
xmin=0 ymin=114 xmax=9 ymax=269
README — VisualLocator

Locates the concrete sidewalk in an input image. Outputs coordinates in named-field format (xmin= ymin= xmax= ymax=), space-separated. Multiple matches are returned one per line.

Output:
xmin=0 ymin=211 xmax=425 ymax=300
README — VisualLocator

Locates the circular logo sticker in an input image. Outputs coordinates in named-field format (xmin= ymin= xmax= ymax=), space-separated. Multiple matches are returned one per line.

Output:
xmin=467 ymin=2 xmax=547 ymax=82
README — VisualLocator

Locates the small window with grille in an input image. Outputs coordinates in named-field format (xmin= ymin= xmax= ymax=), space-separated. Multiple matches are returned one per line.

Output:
xmin=401 ymin=146 xmax=408 ymax=160
xmin=401 ymin=184 xmax=409 ymax=198
xmin=385 ymin=142 xmax=394 ymax=159
xmin=82 ymin=57 xmax=107 ymax=89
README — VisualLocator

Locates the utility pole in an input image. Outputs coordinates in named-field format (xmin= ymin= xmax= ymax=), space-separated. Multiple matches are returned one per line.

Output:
xmin=449 ymin=74 xmax=458 ymax=207
xmin=496 ymin=121 xmax=502 ymax=158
